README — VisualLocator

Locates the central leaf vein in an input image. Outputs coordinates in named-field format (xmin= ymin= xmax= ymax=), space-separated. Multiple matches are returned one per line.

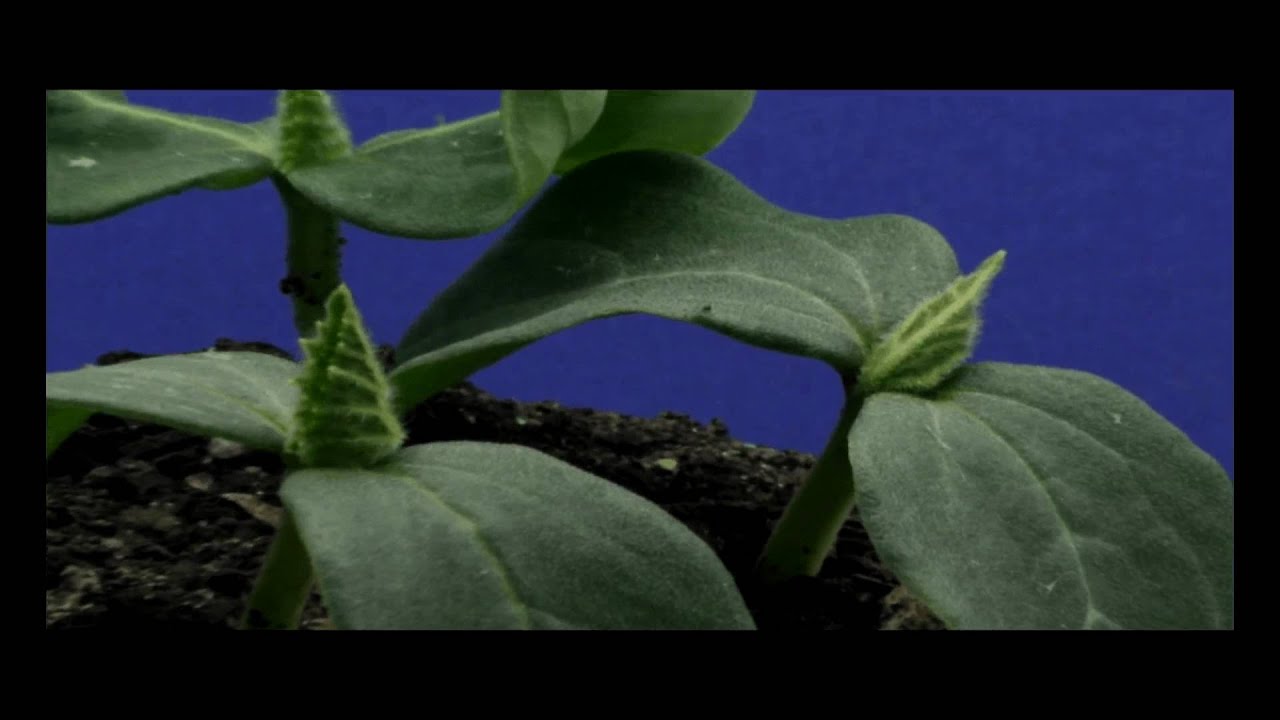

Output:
xmin=941 ymin=401 xmax=1100 ymax=628
xmin=946 ymin=388 xmax=1221 ymax=626
xmin=382 ymin=469 xmax=534 ymax=629
xmin=73 ymin=91 xmax=273 ymax=157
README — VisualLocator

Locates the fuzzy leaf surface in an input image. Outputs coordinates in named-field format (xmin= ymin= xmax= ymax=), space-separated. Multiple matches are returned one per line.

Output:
xmin=848 ymin=362 xmax=1234 ymax=629
xmin=285 ymin=285 xmax=405 ymax=468
xmin=391 ymin=151 xmax=959 ymax=413
xmin=46 ymin=91 xmax=277 ymax=223
xmin=284 ymin=90 xmax=752 ymax=239
xmin=859 ymin=249 xmax=1006 ymax=395
xmin=283 ymin=442 xmax=756 ymax=629
xmin=45 ymin=352 xmax=300 ymax=453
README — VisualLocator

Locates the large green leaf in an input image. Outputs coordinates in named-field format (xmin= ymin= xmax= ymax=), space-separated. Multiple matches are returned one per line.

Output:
xmin=848 ymin=362 xmax=1234 ymax=630
xmin=391 ymin=150 xmax=959 ymax=414
xmin=284 ymin=90 xmax=752 ymax=239
xmin=553 ymin=90 xmax=755 ymax=173
xmin=45 ymin=352 xmax=301 ymax=454
xmin=283 ymin=442 xmax=755 ymax=629
xmin=46 ymin=91 xmax=278 ymax=223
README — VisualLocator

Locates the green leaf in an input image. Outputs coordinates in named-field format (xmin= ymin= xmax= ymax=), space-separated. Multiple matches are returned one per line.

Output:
xmin=859 ymin=249 xmax=1006 ymax=395
xmin=285 ymin=285 xmax=405 ymax=468
xmin=285 ymin=91 xmax=605 ymax=239
xmin=46 ymin=90 xmax=278 ymax=223
xmin=501 ymin=90 xmax=608 ymax=201
xmin=283 ymin=442 xmax=755 ymax=629
xmin=848 ymin=362 xmax=1234 ymax=629
xmin=284 ymin=110 xmax=512 ymax=238
xmin=391 ymin=150 xmax=959 ymax=414
xmin=554 ymin=90 xmax=756 ymax=174
xmin=45 ymin=352 xmax=301 ymax=454
xmin=46 ymin=402 xmax=93 ymax=459
xmin=283 ymin=90 xmax=749 ymax=239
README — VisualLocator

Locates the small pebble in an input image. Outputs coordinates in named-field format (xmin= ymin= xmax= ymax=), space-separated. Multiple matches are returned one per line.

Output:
xmin=185 ymin=473 xmax=214 ymax=492
xmin=208 ymin=437 xmax=248 ymax=460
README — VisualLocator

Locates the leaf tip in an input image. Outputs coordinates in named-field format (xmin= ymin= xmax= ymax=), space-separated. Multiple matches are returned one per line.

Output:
xmin=859 ymin=248 xmax=1009 ymax=396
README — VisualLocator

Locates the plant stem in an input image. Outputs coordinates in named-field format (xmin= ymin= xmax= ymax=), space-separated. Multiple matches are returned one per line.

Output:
xmin=274 ymin=175 xmax=343 ymax=337
xmin=756 ymin=385 xmax=864 ymax=583
xmin=242 ymin=509 xmax=315 ymax=630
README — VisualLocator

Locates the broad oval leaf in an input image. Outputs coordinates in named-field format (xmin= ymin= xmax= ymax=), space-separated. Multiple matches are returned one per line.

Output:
xmin=46 ymin=90 xmax=277 ymax=223
xmin=284 ymin=90 xmax=749 ymax=240
xmin=285 ymin=285 xmax=405 ymax=468
xmin=554 ymin=90 xmax=756 ymax=173
xmin=391 ymin=150 xmax=959 ymax=415
xmin=283 ymin=442 xmax=755 ymax=629
xmin=848 ymin=362 xmax=1234 ymax=630
xmin=45 ymin=352 xmax=301 ymax=454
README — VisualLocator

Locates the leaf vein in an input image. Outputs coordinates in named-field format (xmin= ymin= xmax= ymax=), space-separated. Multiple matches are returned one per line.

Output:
xmin=947 ymin=387 xmax=1222 ymax=626
xmin=381 ymin=469 xmax=535 ymax=629
xmin=72 ymin=90 xmax=273 ymax=157
xmin=941 ymin=401 xmax=1100 ymax=629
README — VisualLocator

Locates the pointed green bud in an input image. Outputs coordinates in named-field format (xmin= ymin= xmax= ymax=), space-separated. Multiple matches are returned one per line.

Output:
xmin=276 ymin=90 xmax=353 ymax=173
xmin=284 ymin=284 xmax=405 ymax=468
xmin=859 ymin=250 xmax=1007 ymax=396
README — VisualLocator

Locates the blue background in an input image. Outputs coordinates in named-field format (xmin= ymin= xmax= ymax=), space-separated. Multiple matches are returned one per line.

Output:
xmin=45 ymin=90 xmax=1234 ymax=478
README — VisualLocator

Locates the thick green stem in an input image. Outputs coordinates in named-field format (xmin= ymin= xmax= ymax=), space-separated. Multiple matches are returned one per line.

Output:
xmin=274 ymin=175 xmax=343 ymax=337
xmin=757 ymin=386 xmax=865 ymax=583
xmin=242 ymin=509 xmax=314 ymax=629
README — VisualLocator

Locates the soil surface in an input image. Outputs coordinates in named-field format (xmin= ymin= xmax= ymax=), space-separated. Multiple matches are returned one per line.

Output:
xmin=46 ymin=339 xmax=944 ymax=630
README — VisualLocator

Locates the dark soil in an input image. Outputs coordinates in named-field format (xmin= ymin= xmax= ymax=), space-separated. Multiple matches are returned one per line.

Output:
xmin=45 ymin=339 xmax=944 ymax=630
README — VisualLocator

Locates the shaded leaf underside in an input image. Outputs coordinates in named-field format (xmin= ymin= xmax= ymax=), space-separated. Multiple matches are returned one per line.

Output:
xmin=285 ymin=90 xmax=756 ymax=239
xmin=44 ymin=352 xmax=301 ymax=456
xmin=390 ymin=150 xmax=960 ymax=414
xmin=46 ymin=90 xmax=276 ymax=223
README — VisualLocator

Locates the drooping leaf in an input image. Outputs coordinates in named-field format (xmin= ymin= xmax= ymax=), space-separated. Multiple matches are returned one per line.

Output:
xmin=284 ymin=91 xmax=606 ymax=239
xmin=46 ymin=402 xmax=93 ymax=459
xmin=284 ymin=285 xmax=405 ymax=468
xmin=45 ymin=352 xmax=301 ymax=454
xmin=553 ymin=90 xmax=756 ymax=173
xmin=46 ymin=90 xmax=277 ymax=223
xmin=284 ymin=90 xmax=751 ymax=239
xmin=283 ymin=110 xmax=510 ymax=238
xmin=390 ymin=150 xmax=959 ymax=415
xmin=859 ymin=249 xmax=1006 ymax=395
xmin=282 ymin=442 xmax=756 ymax=629
xmin=847 ymin=362 xmax=1234 ymax=630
